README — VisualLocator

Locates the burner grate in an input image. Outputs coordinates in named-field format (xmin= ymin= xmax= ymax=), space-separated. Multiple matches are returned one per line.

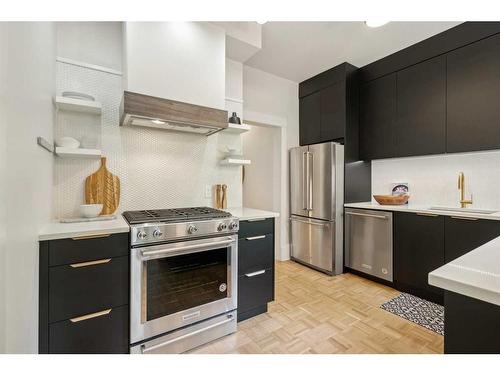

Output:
xmin=123 ymin=206 xmax=231 ymax=224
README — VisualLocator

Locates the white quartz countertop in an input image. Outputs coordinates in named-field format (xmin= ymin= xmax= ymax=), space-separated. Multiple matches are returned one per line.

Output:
xmin=225 ymin=207 xmax=279 ymax=221
xmin=429 ymin=236 xmax=500 ymax=306
xmin=39 ymin=215 xmax=130 ymax=241
xmin=344 ymin=202 xmax=500 ymax=221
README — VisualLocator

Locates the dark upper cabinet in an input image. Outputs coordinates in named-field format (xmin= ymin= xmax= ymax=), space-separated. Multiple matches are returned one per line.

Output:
xmin=299 ymin=62 xmax=358 ymax=147
xmin=299 ymin=90 xmax=321 ymax=145
xmin=394 ymin=212 xmax=445 ymax=303
xmin=445 ymin=216 xmax=500 ymax=263
xmin=359 ymin=73 xmax=397 ymax=160
xmin=447 ymin=33 xmax=500 ymax=153
xmin=395 ymin=56 xmax=446 ymax=157
xmin=319 ymin=81 xmax=346 ymax=141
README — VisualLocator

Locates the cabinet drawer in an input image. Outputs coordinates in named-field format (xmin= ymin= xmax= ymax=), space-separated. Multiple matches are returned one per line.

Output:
xmin=238 ymin=234 xmax=274 ymax=276
xmin=237 ymin=268 xmax=273 ymax=314
xmin=49 ymin=305 xmax=129 ymax=354
xmin=48 ymin=232 xmax=128 ymax=267
xmin=49 ymin=255 xmax=129 ymax=323
xmin=238 ymin=218 xmax=274 ymax=238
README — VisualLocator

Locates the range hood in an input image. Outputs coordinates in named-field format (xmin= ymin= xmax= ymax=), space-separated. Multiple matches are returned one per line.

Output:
xmin=120 ymin=91 xmax=228 ymax=136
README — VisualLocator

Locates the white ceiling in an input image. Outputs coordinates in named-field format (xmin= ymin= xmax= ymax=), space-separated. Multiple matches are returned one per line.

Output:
xmin=245 ymin=22 xmax=461 ymax=82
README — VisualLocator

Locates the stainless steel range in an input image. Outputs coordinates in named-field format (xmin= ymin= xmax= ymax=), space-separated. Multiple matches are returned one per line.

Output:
xmin=123 ymin=207 xmax=239 ymax=354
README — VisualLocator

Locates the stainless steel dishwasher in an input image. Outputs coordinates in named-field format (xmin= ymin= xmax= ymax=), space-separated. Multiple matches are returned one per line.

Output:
xmin=345 ymin=208 xmax=393 ymax=282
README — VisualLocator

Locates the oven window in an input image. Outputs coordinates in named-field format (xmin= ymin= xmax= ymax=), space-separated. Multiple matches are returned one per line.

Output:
xmin=146 ymin=248 xmax=228 ymax=321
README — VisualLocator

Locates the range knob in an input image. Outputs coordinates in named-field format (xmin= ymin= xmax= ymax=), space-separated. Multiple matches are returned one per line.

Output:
xmin=137 ymin=230 xmax=147 ymax=240
xmin=187 ymin=225 xmax=198 ymax=234
xmin=153 ymin=229 xmax=163 ymax=238
xmin=228 ymin=221 xmax=238 ymax=231
xmin=217 ymin=222 xmax=228 ymax=232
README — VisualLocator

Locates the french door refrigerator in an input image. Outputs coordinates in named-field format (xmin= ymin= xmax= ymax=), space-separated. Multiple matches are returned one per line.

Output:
xmin=289 ymin=142 xmax=344 ymax=275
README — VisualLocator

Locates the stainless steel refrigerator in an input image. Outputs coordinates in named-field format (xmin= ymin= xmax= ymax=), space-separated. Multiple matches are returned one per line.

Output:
xmin=289 ymin=142 xmax=344 ymax=275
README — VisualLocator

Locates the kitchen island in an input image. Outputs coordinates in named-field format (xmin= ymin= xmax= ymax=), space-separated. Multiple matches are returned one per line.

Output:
xmin=429 ymin=236 xmax=500 ymax=354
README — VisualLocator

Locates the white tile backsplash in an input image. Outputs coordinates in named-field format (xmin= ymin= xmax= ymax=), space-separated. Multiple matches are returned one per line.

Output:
xmin=54 ymin=62 xmax=242 ymax=218
xmin=372 ymin=150 xmax=500 ymax=210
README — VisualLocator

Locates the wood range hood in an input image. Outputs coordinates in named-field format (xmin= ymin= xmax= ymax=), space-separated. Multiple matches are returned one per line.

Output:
xmin=120 ymin=91 xmax=228 ymax=136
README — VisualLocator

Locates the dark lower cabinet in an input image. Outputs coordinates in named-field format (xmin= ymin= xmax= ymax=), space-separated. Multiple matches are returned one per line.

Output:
xmin=447 ymin=33 xmax=500 ymax=153
xmin=445 ymin=216 xmax=500 ymax=262
xmin=237 ymin=218 xmax=275 ymax=322
xmin=359 ymin=73 xmax=397 ymax=160
xmin=445 ymin=291 xmax=500 ymax=354
xmin=49 ymin=305 xmax=129 ymax=354
xmin=394 ymin=212 xmax=445 ymax=304
xmin=39 ymin=233 xmax=130 ymax=354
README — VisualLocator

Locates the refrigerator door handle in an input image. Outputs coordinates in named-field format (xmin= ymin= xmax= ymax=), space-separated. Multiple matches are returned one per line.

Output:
xmin=290 ymin=216 xmax=330 ymax=227
xmin=307 ymin=152 xmax=313 ymax=211
xmin=302 ymin=152 xmax=308 ymax=210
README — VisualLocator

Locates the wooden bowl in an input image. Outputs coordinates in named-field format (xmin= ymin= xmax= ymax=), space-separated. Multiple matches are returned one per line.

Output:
xmin=373 ymin=194 xmax=410 ymax=205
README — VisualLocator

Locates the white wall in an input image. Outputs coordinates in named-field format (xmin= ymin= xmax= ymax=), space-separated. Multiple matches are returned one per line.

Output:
xmin=57 ymin=22 xmax=123 ymax=71
xmin=242 ymin=125 xmax=282 ymax=253
xmin=372 ymin=150 xmax=500 ymax=209
xmin=2 ymin=22 xmax=55 ymax=353
xmin=243 ymin=65 xmax=299 ymax=260
xmin=54 ymin=25 xmax=243 ymax=218
xmin=123 ymin=22 xmax=226 ymax=109
xmin=0 ymin=22 xmax=8 ymax=354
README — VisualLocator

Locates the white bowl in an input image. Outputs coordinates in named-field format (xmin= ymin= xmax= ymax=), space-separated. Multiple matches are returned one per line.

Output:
xmin=80 ymin=204 xmax=103 ymax=218
xmin=56 ymin=137 xmax=80 ymax=149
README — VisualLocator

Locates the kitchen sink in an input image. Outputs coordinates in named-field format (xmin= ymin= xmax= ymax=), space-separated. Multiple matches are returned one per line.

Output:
xmin=429 ymin=206 xmax=498 ymax=215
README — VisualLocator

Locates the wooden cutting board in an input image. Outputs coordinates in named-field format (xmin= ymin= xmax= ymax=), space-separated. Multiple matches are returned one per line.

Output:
xmin=85 ymin=157 xmax=120 ymax=215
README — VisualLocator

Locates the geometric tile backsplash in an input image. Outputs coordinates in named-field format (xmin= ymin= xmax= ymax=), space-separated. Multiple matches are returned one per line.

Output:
xmin=54 ymin=62 xmax=242 ymax=218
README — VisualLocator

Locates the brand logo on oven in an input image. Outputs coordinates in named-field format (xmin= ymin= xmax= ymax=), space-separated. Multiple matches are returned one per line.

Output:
xmin=219 ymin=283 xmax=227 ymax=292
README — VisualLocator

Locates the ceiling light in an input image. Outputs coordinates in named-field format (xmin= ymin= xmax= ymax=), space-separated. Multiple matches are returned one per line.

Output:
xmin=365 ymin=21 xmax=389 ymax=28
xmin=256 ymin=21 xmax=267 ymax=25
xmin=151 ymin=119 xmax=166 ymax=125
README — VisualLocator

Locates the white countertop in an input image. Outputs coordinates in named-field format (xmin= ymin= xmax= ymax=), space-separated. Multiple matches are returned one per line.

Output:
xmin=39 ymin=215 xmax=130 ymax=241
xmin=344 ymin=202 xmax=500 ymax=221
xmin=429 ymin=236 xmax=500 ymax=306
xmin=225 ymin=207 xmax=279 ymax=221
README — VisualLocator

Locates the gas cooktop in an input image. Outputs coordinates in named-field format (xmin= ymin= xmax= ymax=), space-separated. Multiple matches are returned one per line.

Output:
xmin=122 ymin=206 xmax=231 ymax=225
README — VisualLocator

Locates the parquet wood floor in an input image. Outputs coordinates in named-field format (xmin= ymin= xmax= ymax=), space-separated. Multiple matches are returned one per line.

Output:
xmin=189 ymin=260 xmax=444 ymax=354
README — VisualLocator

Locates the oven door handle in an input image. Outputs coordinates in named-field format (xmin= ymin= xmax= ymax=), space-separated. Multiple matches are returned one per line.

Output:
xmin=140 ymin=314 xmax=236 ymax=354
xmin=140 ymin=238 xmax=235 ymax=259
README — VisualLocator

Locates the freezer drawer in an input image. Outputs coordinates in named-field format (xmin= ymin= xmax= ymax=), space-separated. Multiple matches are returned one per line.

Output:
xmin=290 ymin=215 xmax=334 ymax=273
xmin=345 ymin=208 xmax=393 ymax=282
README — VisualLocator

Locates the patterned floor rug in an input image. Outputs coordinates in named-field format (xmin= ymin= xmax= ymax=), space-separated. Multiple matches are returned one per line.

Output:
xmin=381 ymin=293 xmax=444 ymax=335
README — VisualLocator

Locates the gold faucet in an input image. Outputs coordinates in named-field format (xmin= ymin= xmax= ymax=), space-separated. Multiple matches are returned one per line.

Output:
xmin=458 ymin=172 xmax=473 ymax=208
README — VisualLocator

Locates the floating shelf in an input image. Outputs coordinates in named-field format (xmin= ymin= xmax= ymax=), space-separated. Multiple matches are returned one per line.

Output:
xmin=55 ymin=147 xmax=102 ymax=158
xmin=220 ymin=158 xmax=251 ymax=166
xmin=224 ymin=123 xmax=251 ymax=134
xmin=55 ymin=96 xmax=102 ymax=114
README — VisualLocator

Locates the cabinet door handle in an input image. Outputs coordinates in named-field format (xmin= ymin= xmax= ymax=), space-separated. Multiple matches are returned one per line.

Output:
xmin=246 ymin=235 xmax=266 ymax=241
xmin=71 ymin=234 xmax=111 ymax=240
xmin=247 ymin=218 xmax=266 ymax=222
xmin=417 ymin=213 xmax=439 ymax=217
xmin=70 ymin=308 xmax=112 ymax=323
xmin=70 ymin=258 xmax=111 ymax=268
xmin=450 ymin=216 xmax=479 ymax=221
xmin=245 ymin=270 xmax=266 ymax=277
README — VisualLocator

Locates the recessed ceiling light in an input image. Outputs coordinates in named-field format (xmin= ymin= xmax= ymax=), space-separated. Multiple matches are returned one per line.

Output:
xmin=365 ymin=21 xmax=389 ymax=28
xmin=151 ymin=119 xmax=166 ymax=125
xmin=256 ymin=21 xmax=267 ymax=25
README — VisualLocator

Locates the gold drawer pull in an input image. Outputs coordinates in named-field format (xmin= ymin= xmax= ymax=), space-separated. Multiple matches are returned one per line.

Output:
xmin=246 ymin=235 xmax=266 ymax=241
xmin=70 ymin=309 xmax=112 ymax=323
xmin=71 ymin=234 xmax=111 ymax=240
xmin=417 ymin=213 xmax=439 ymax=217
xmin=70 ymin=258 xmax=111 ymax=268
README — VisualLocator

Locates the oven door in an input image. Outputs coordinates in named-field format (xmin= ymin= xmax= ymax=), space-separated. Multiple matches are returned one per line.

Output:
xmin=130 ymin=235 xmax=238 ymax=344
